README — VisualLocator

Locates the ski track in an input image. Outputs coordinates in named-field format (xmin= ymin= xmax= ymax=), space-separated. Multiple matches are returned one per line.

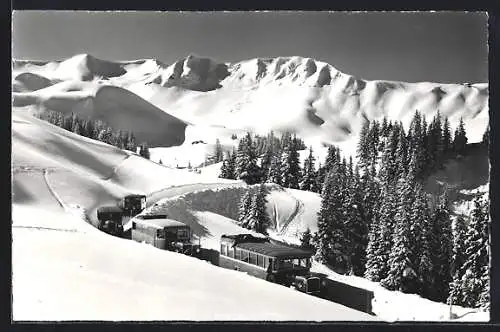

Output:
xmin=278 ymin=193 xmax=305 ymax=236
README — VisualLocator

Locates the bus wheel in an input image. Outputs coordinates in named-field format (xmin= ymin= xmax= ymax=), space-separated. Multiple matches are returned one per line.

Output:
xmin=266 ymin=275 xmax=276 ymax=283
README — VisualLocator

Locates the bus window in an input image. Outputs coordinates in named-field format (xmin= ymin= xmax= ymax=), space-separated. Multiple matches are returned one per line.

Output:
xmin=221 ymin=244 xmax=227 ymax=256
xmin=256 ymin=254 xmax=261 ymax=267
xmin=241 ymin=250 xmax=249 ymax=262
xmin=235 ymin=249 xmax=241 ymax=260
xmin=177 ymin=228 xmax=189 ymax=239
xmin=228 ymin=246 xmax=234 ymax=258
xmin=280 ymin=259 xmax=293 ymax=269
xmin=259 ymin=255 xmax=266 ymax=268
xmin=156 ymin=230 xmax=164 ymax=239
xmin=249 ymin=253 xmax=257 ymax=265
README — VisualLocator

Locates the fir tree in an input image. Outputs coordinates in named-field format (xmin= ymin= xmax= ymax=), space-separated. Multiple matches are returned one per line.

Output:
xmin=260 ymin=145 xmax=274 ymax=183
xmin=456 ymin=196 xmax=490 ymax=308
xmin=268 ymin=153 xmax=283 ymax=185
xmin=236 ymin=132 xmax=262 ymax=184
xmin=453 ymin=117 xmax=468 ymax=156
xmin=300 ymin=146 xmax=317 ymax=191
xmin=237 ymin=189 xmax=253 ymax=228
xmin=281 ymin=134 xmax=301 ymax=189
xmin=429 ymin=193 xmax=453 ymax=302
xmin=214 ymin=138 xmax=224 ymax=163
xmin=139 ymin=143 xmax=150 ymax=159
xmin=314 ymin=162 xmax=326 ymax=194
xmin=442 ymin=116 xmax=452 ymax=158
xmin=300 ymin=228 xmax=315 ymax=251
xmin=357 ymin=119 xmax=371 ymax=172
xmin=345 ymin=163 xmax=367 ymax=276
xmin=247 ymin=184 xmax=271 ymax=234
xmin=412 ymin=185 xmax=434 ymax=297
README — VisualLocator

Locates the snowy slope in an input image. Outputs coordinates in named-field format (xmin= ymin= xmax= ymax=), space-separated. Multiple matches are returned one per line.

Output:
xmin=13 ymin=54 xmax=488 ymax=159
xmin=311 ymin=262 xmax=488 ymax=322
xmin=12 ymin=110 xmax=378 ymax=321
xmin=12 ymin=205 xmax=377 ymax=321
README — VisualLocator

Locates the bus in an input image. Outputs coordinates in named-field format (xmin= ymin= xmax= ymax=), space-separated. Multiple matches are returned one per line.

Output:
xmin=131 ymin=214 xmax=201 ymax=256
xmin=96 ymin=206 xmax=124 ymax=237
xmin=119 ymin=194 xmax=147 ymax=217
xmin=219 ymin=234 xmax=322 ymax=294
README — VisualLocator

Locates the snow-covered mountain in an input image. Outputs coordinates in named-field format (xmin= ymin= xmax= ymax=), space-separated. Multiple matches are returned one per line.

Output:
xmin=12 ymin=53 xmax=489 ymax=152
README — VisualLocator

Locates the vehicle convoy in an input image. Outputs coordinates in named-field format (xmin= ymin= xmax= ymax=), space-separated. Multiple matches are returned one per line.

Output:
xmin=119 ymin=194 xmax=146 ymax=217
xmin=130 ymin=214 xmax=201 ymax=257
xmin=96 ymin=206 xmax=124 ymax=237
xmin=218 ymin=234 xmax=324 ymax=295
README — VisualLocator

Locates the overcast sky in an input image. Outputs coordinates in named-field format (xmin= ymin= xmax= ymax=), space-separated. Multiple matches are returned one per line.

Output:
xmin=12 ymin=11 xmax=488 ymax=83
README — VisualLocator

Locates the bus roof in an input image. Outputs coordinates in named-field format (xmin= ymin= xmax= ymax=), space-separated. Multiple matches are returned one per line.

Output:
xmin=124 ymin=194 xmax=146 ymax=199
xmin=236 ymin=241 xmax=313 ymax=259
xmin=221 ymin=234 xmax=313 ymax=259
xmin=134 ymin=218 xmax=188 ymax=229
xmin=97 ymin=206 xmax=123 ymax=213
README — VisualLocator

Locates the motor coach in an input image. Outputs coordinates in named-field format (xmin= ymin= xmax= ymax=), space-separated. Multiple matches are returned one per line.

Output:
xmin=131 ymin=214 xmax=201 ymax=256
xmin=219 ymin=234 xmax=322 ymax=294
xmin=119 ymin=194 xmax=146 ymax=216
xmin=96 ymin=206 xmax=124 ymax=237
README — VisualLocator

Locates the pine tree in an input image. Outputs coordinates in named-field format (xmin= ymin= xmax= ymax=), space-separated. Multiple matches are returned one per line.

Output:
xmin=427 ymin=110 xmax=444 ymax=172
xmin=260 ymin=145 xmax=274 ymax=183
xmin=126 ymin=132 xmax=136 ymax=152
xmin=237 ymin=189 xmax=253 ymax=228
xmin=315 ymin=170 xmax=336 ymax=265
xmin=357 ymin=119 xmax=371 ymax=172
xmin=381 ymin=180 xmax=417 ymax=293
xmin=214 ymin=138 xmax=224 ymax=163
xmin=412 ymin=185 xmax=434 ymax=297
xmin=345 ymin=163 xmax=367 ymax=276
xmin=73 ymin=120 xmax=82 ymax=136
xmin=268 ymin=153 xmax=283 ymax=185
xmin=139 ymin=143 xmax=150 ymax=159
xmin=429 ymin=193 xmax=453 ymax=302
xmin=300 ymin=228 xmax=315 ymax=251
xmin=442 ymin=116 xmax=452 ymax=158
xmin=219 ymin=159 xmax=231 ymax=179
xmin=453 ymin=117 xmax=468 ymax=156
xmin=448 ymin=214 xmax=468 ymax=306
xmin=236 ymin=133 xmax=262 ymax=184
xmin=300 ymin=146 xmax=316 ymax=191
xmin=247 ymin=184 xmax=271 ymax=234
xmin=457 ymin=196 xmax=489 ymax=308
xmin=281 ymin=134 xmax=301 ymax=189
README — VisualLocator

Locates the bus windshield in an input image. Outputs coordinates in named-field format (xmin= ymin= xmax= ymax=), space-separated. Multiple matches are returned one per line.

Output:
xmin=177 ymin=228 xmax=189 ymax=239
xmin=278 ymin=258 xmax=310 ymax=270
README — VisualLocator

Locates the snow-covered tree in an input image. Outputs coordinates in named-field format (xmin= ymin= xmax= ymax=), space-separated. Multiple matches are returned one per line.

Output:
xmin=300 ymin=228 xmax=315 ymax=251
xmin=429 ymin=193 xmax=453 ymax=302
xmin=237 ymin=189 xmax=253 ymax=227
xmin=299 ymin=146 xmax=317 ymax=191
xmin=236 ymin=132 xmax=262 ymax=184
xmin=281 ymin=134 xmax=301 ymax=189
xmin=213 ymin=138 xmax=224 ymax=163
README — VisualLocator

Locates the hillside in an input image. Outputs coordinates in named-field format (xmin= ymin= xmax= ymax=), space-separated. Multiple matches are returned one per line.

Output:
xmin=13 ymin=53 xmax=488 ymax=158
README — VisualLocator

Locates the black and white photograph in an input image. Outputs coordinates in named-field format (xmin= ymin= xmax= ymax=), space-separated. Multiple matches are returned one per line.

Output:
xmin=11 ymin=11 xmax=490 ymax=322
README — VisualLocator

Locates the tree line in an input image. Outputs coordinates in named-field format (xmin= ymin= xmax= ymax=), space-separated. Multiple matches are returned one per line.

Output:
xmin=34 ymin=110 xmax=151 ymax=159
xmin=310 ymin=110 xmax=489 ymax=309
xmin=222 ymin=110 xmax=489 ymax=309
xmin=219 ymin=131 xmax=309 ymax=188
